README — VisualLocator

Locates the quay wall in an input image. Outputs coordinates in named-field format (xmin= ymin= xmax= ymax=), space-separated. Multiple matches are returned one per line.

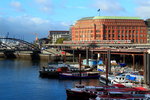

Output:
xmin=0 ymin=52 xmax=73 ymax=62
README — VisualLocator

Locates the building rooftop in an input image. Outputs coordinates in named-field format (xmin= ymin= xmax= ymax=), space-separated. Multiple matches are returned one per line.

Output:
xmin=79 ymin=16 xmax=141 ymax=20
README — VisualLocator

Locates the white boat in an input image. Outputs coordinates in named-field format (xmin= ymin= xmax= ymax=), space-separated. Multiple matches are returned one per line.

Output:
xmin=111 ymin=74 xmax=133 ymax=87
xmin=99 ymin=69 xmax=144 ymax=86
xmin=99 ymin=74 xmax=115 ymax=85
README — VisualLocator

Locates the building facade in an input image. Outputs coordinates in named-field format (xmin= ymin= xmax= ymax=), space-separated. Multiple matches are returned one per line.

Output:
xmin=71 ymin=16 xmax=147 ymax=44
xmin=145 ymin=19 xmax=150 ymax=43
xmin=48 ymin=31 xmax=70 ymax=44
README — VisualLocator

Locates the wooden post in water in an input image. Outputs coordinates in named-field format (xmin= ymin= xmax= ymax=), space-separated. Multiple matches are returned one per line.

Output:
xmin=107 ymin=49 xmax=111 ymax=74
xmin=147 ymin=54 xmax=150 ymax=87
xmin=132 ymin=54 xmax=135 ymax=71
xmin=73 ymin=49 xmax=75 ymax=63
xmin=105 ymin=58 xmax=108 ymax=86
xmin=64 ymin=51 xmax=66 ymax=63
xmin=79 ymin=54 xmax=82 ymax=84
xmin=86 ymin=47 xmax=89 ymax=66
xmin=106 ymin=49 xmax=111 ymax=86
xmin=144 ymin=52 xmax=147 ymax=84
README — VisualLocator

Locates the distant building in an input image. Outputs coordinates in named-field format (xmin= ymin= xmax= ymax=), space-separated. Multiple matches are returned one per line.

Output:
xmin=48 ymin=31 xmax=70 ymax=44
xmin=71 ymin=16 xmax=147 ymax=44
xmin=145 ymin=19 xmax=150 ymax=43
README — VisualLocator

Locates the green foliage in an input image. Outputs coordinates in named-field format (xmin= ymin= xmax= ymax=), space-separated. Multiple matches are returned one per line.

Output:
xmin=55 ymin=37 xmax=68 ymax=44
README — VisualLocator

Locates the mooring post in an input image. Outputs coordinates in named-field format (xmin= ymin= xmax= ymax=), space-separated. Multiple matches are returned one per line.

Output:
xmin=107 ymin=49 xmax=111 ymax=74
xmin=132 ymin=54 xmax=135 ymax=71
xmin=86 ymin=47 xmax=89 ymax=66
xmin=73 ymin=49 xmax=75 ymax=63
xmin=106 ymin=58 xmax=108 ymax=86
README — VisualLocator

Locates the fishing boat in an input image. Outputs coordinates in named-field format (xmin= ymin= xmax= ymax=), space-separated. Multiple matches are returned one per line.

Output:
xmin=59 ymin=71 xmax=100 ymax=79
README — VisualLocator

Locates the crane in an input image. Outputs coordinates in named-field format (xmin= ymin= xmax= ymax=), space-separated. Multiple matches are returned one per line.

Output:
xmin=33 ymin=33 xmax=38 ymax=41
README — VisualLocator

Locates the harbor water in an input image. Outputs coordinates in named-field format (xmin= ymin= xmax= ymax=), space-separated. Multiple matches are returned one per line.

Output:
xmin=0 ymin=58 xmax=101 ymax=100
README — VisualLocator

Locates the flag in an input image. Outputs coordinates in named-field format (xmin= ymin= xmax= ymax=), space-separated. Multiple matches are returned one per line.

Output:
xmin=97 ymin=9 xmax=100 ymax=12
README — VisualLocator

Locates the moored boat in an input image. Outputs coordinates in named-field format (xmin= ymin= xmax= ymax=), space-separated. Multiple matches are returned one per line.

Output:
xmin=99 ymin=74 xmax=115 ymax=85
xmin=66 ymin=84 xmax=120 ymax=100
xmin=39 ymin=62 xmax=79 ymax=78
xmin=59 ymin=71 xmax=100 ymax=79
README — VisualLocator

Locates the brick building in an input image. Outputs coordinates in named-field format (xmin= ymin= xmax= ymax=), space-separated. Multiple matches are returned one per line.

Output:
xmin=71 ymin=16 xmax=147 ymax=44
xmin=145 ymin=19 xmax=150 ymax=43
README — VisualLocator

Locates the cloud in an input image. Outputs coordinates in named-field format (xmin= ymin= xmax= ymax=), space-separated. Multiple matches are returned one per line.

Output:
xmin=10 ymin=1 xmax=25 ymax=12
xmin=0 ymin=16 xmax=69 ymax=42
xmin=64 ymin=5 xmax=88 ymax=9
xmin=135 ymin=0 xmax=150 ymax=18
xmin=35 ymin=0 xmax=53 ymax=14
xmin=92 ymin=0 xmax=125 ymax=14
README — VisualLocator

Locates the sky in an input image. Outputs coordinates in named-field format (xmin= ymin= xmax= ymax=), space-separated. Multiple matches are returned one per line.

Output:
xmin=0 ymin=0 xmax=150 ymax=42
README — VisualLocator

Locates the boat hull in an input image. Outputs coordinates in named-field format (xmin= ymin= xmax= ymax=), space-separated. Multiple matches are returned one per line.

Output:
xmin=66 ymin=89 xmax=96 ymax=100
xmin=60 ymin=72 xmax=100 ymax=79
xmin=39 ymin=71 xmax=59 ymax=78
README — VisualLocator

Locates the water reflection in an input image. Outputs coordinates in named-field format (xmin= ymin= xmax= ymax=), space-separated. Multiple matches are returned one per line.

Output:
xmin=0 ymin=58 xmax=101 ymax=100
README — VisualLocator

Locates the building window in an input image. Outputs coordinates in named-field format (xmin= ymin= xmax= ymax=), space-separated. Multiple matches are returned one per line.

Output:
xmin=112 ymin=30 xmax=114 ymax=33
xmin=140 ymin=34 xmax=143 ymax=37
xmin=132 ymin=30 xmax=135 ymax=33
xmin=112 ymin=34 xmax=114 ymax=37
xmin=96 ymin=34 xmax=100 ymax=37
xmin=129 ymin=30 xmax=131 ymax=33
xmin=96 ymin=30 xmax=100 ymax=33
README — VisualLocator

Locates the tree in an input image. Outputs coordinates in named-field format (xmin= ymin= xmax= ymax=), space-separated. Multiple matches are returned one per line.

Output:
xmin=55 ymin=37 xmax=68 ymax=44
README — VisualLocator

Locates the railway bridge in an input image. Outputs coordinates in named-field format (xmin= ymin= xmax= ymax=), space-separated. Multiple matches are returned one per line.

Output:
xmin=0 ymin=38 xmax=41 ymax=58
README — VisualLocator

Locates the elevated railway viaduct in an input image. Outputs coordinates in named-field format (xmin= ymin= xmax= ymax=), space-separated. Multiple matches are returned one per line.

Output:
xmin=44 ymin=43 xmax=150 ymax=86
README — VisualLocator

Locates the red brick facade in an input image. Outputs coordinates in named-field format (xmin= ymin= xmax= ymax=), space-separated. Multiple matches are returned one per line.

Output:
xmin=71 ymin=16 xmax=147 ymax=43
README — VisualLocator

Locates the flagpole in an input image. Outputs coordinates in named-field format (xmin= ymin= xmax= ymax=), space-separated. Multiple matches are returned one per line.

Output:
xmin=97 ymin=9 xmax=100 ymax=16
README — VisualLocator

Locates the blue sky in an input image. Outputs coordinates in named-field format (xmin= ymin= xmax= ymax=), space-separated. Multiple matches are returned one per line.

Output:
xmin=0 ymin=0 xmax=150 ymax=42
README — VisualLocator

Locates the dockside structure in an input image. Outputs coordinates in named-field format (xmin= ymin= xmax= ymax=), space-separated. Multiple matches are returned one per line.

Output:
xmin=71 ymin=16 xmax=147 ymax=44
